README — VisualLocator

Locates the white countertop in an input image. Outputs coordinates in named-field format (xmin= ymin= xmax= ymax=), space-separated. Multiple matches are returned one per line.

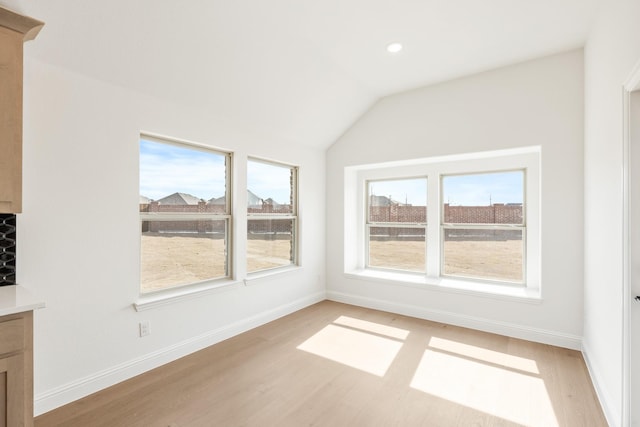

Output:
xmin=0 ymin=285 xmax=45 ymax=316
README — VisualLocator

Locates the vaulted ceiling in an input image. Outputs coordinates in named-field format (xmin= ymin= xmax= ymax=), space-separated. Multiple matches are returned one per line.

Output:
xmin=3 ymin=0 xmax=599 ymax=148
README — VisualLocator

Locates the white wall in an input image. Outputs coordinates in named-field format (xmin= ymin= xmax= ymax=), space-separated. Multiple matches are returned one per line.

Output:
xmin=583 ymin=1 xmax=640 ymax=425
xmin=326 ymin=50 xmax=584 ymax=347
xmin=18 ymin=58 xmax=326 ymax=414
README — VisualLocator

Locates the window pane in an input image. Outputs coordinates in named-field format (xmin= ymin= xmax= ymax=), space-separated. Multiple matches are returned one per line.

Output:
xmin=140 ymin=138 xmax=227 ymax=213
xmin=442 ymin=171 xmax=523 ymax=224
xmin=247 ymin=219 xmax=294 ymax=272
xmin=141 ymin=220 xmax=228 ymax=293
xmin=247 ymin=160 xmax=294 ymax=214
xmin=139 ymin=137 xmax=230 ymax=294
xmin=443 ymin=228 xmax=523 ymax=282
xmin=368 ymin=178 xmax=427 ymax=223
xmin=368 ymin=226 xmax=426 ymax=273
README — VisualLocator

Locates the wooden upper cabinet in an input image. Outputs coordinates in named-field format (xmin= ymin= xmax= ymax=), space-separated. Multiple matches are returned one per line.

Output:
xmin=0 ymin=7 xmax=43 ymax=214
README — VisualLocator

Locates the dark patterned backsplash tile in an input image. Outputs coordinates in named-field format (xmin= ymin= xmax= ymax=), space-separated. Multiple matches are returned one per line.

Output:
xmin=0 ymin=214 xmax=16 ymax=286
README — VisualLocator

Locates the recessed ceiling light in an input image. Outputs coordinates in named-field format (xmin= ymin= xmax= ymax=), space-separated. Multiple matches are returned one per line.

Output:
xmin=386 ymin=42 xmax=403 ymax=54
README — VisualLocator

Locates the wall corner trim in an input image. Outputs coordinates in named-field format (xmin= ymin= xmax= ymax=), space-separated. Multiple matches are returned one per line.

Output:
xmin=582 ymin=340 xmax=620 ymax=427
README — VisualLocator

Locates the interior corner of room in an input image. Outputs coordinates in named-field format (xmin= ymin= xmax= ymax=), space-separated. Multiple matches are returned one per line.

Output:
xmin=0 ymin=0 xmax=638 ymax=426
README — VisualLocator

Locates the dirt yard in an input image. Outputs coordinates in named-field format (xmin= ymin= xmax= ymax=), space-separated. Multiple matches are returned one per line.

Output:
xmin=141 ymin=234 xmax=522 ymax=293
xmin=141 ymin=233 xmax=292 ymax=293
xmin=369 ymin=240 xmax=523 ymax=281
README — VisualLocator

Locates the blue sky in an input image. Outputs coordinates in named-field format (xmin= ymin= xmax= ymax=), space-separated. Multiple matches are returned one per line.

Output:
xmin=444 ymin=171 xmax=523 ymax=206
xmin=247 ymin=160 xmax=292 ymax=205
xmin=140 ymin=139 xmax=293 ymax=204
xmin=369 ymin=178 xmax=427 ymax=206
xmin=139 ymin=139 xmax=226 ymax=201
xmin=369 ymin=171 xmax=523 ymax=206
xmin=140 ymin=138 xmax=521 ymax=206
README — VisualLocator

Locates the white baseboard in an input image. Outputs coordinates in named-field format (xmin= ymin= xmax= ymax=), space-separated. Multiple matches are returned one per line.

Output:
xmin=582 ymin=340 xmax=619 ymax=427
xmin=327 ymin=290 xmax=583 ymax=350
xmin=34 ymin=291 xmax=326 ymax=416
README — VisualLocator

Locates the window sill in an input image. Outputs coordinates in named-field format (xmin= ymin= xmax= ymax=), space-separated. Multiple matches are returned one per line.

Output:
xmin=133 ymin=267 xmax=303 ymax=311
xmin=344 ymin=269 xmax=541 ymax=304
xmin=133 ymin=279 xmax=242 ymax=312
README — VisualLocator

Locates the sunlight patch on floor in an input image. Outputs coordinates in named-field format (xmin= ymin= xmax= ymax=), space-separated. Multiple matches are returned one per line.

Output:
xmin=428 ymin=336 xmax=539 ymax=374
xmin=297 ymin=317 xmax=407 ymax=376
xmin=410 ymin=346 xmax=558 ymax=427
xmin=333 ymin=315 xmax=410 ymax=340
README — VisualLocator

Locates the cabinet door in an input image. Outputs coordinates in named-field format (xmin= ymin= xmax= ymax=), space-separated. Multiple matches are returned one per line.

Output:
xmin=0 ymin=26 xmax=23 ymax=213
xmin=0 ymin=353 xmax=25 ymax=427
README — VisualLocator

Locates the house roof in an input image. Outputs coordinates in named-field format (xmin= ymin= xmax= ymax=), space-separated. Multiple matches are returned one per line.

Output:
xmin=370 ymin=195 xmax=406 ymax=207
xmin=208 ymin=196 xmax=225 ymax=206
xmin=9 ymin=0 xmax=599 ymax=149
xmin=209 ymin=190 xmax=263 ymax=205
xmin=247 ymin=190 xmax=262 ymax=206
xmin=156 ymin=192 xmax=202 ymax=205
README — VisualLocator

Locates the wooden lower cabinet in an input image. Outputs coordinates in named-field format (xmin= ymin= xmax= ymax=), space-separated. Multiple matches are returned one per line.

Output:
xmin=0 ymin=311 xmax=33 ymax=427
xmin=0 ymin=353 xmax=25 ymax=427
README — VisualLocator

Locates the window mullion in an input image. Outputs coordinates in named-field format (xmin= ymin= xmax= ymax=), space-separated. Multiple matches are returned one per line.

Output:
xmin=141 ymin=213 xmax=231 ymax=221
xmin=246 ymin=214 xmax=297 ymax=220
xmin=427 ymin=173 xmax=440 ymax=277
xmin=442 ymin=224 xmax=524 ymax=230
xmin=368 ymin=222 xmax=426 ymax=227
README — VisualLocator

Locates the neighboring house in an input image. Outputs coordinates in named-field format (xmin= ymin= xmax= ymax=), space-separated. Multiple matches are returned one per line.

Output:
xmin=247 ymin=190 xmax=263 ymax=207
xmin=370 ymin=194 xmax=403 ymax=206
xmin=263 ymin=197 xmax=279 ymax=207
xmin=208 ymin=190 xmax=263 ymax=206
xmin=207 ymin=195 xmax=225 ymax=205
xmin=155 ymin=192 xmax=202 ymax=205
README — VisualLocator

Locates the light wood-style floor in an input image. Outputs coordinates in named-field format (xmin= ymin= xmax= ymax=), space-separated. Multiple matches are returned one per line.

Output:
xmin=35 ymin=301 xmax=607 ymax=427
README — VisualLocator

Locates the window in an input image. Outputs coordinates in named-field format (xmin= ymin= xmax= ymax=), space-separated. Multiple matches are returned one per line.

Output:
xmin=441 ymin=171 xmax=525 ymax=283
xmin=366 ymin=178 xmax=427 ymax=273
xmin=346 ymin=147 xmax=540 ymax=293
xmin=247 ymin=158 xmax=298 ymax=273
xmin=139 ymin=135 xmax=231 ymax=294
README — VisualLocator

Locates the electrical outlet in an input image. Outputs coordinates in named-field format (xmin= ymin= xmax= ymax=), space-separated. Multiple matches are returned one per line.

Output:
xmin=139 ymin=320 xmax=150 ymax=337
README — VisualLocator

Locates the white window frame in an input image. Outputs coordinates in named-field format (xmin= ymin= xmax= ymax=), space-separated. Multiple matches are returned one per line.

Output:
xmin=246 ymin=157 xmax=299 ymax=274
xmin=139 ymin=133 xmax=233 ymax=295
xmin=344 ymin=147 xmax=540 ymax=300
